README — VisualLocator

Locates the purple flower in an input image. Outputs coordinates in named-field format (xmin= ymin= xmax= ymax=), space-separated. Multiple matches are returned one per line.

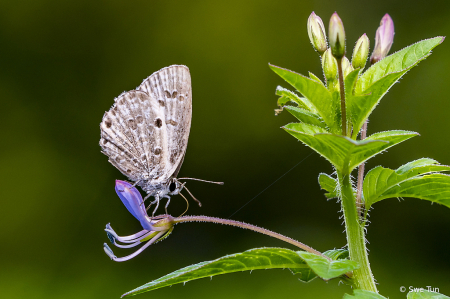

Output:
xmin=370 ymin=14 xmax=394 ymax=64
xmin=103 ymin=180 xmax=174 ymax=262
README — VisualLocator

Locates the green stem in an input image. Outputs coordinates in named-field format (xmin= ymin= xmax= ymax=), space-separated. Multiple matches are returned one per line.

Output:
xmin=337 ymin=58 xmax=347 ymax=136
xmin=337 ymin=170 xmax=377 ymax=292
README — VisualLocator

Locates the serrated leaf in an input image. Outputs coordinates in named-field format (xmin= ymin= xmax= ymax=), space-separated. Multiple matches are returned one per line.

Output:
xmin=363 ymin=159 xmax=450 ymax=210
xmin=407 ymin=290 xmax=450 ymax=299
xmin=357 ymin=37 xmax=444 ymax=93
xmin=283 ymin=125 xmax=417 ymax=172
xmin=284 ymin=106 xmax=326 ymax=128
xmin=276 ymin=86 xmax=317 ymax=113
xmin=122 ymin=248 xmax=352 ymax=297
xmin=347 ymin=37 xmax=444 ymax=137
xmin=270 ymin=64 xmax=340 ymax=133
xmin=343 ymin=289 xmax=387 ymax=299
xmin=296 ymin=251 xmax=359 ymax=280
xmin=318 ymin=173 xmax=338 ymax=199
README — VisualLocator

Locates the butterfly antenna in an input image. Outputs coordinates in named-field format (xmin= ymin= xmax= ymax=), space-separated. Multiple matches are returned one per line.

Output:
xmin=178 ymin=178 xmax=224 ymax=185
xmin=183 ymin=186 xmax=202 ymax=207
xmin=178 ymin=192 xmax=190 ymax=217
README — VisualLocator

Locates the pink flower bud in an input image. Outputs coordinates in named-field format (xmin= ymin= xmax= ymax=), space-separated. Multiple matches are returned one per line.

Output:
xmin=370 ymin=14 xmax=394 ymax=64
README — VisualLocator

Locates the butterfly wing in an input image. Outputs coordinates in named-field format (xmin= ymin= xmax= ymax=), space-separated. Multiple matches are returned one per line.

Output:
xmin=137 ymin=65 xmax=192 ymax=181
xmin=100 ymin=88 xmax=170 ymax=182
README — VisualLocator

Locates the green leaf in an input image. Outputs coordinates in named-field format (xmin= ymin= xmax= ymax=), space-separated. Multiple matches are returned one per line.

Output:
xmin=283 ymin=125 xmax=417 ymax=172
xmin=396 ymin=158 xmax=440 ymax=174
xmin=309 ymin=71 xmax=325 ymax=86
xmin=344 ymin=68 xmax=361 ymax=97
xmin=322 ymin=248 xmax=349 ymax=260
xmin=277 ymin=95 xmax=291 ymax=107
xmin=318 ymin=173 xmax=338 ymax=199
xmin=122 ymin=248 xmax=353 ymax=297
xmin=284 ymin=122 xmax=328 ymax=135
xmin=357 ymin=37 xmax=444 ymax=93
xmin=348 ymin=37 xmax=444 ymax=137
xmin=348 ymin=72 xmax=404 ymax=137
xmin=297 ymin=251 xmax=359 ymax=280
xmin=276 ymin=86 xmax=317 ymax=113
xmin=284 ymin=106 xmax=326 ymax=128
xmin=407 ymin=290 xmax=450 ymax=299
xmin=270 ymin=64 xmax=340 ymax=133
xmin=343 ymin=289 xmax=387 ymax=299
xmin=363 ymin=158 xmax=450 ymax=210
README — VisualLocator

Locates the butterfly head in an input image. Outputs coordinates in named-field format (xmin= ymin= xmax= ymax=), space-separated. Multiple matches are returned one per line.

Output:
xmin=166 ymin=178 xmax=185 ymax=196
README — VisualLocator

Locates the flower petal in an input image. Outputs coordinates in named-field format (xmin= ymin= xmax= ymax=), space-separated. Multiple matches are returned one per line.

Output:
xmin=115 ymin=180 xmax=154 ymax=230
xmin=104 ymin=231 xmax=166 ymax=262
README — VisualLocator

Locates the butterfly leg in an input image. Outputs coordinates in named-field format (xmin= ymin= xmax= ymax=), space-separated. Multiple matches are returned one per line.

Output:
xmin=146 ymin=195 xmax=160 ymax=218
xmin=163 ymin=196 xmax=171 ymax=214
xmin=131 ymin=179 xmax=141 ymax=188
xmin=141 ymin=193 xmax=152 ymax=208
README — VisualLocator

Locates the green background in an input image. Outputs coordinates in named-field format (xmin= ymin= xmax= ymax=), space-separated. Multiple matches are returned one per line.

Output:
xmin=1 ymin=0 xmax=449 ymax=298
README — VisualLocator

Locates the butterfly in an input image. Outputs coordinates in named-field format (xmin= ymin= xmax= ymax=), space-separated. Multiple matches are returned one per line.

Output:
xmin=100 ymin=65 xmax=221 ymax=216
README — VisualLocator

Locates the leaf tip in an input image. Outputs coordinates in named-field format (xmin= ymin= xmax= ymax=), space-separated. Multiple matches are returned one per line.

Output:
xmin=268 ymin=63 xmax=278 ymax=70
xmin=438 ymin=36 xmax=446 ymax=44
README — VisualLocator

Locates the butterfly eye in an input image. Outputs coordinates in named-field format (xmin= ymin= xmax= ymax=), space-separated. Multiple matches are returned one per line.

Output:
xmin=169 ymin=182 xmax=177 ymax=192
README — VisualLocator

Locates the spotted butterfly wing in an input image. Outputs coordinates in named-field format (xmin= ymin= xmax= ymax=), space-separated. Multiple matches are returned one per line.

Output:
xmin=100 ymin=65 xmax=192 ymax=196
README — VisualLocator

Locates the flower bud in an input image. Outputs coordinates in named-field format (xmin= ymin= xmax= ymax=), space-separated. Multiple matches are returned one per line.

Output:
xmin=342 ymin=56 xmax=353 ymax=78
xmin=328 ymin=12 xmax=346 ymax=59
xmin=352 ymin=34 xmax=370 ymax=69
xmin=322 ymin=48 xmax=338 ymax=86
xmin=370 ymin=14 xmax=394 ymax=64
xmin=307 ymin=12 xmax=327 ymax=54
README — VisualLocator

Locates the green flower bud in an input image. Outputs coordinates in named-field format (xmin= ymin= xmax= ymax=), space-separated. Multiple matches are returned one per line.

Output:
xmin=342 ymin=56 xmax=353 ymax=78
xmin=322 ymin=48 xmax=338 ymax=86
xmin=351 ymin=34 xmax=370 ymax=69
xmin=328 ymin=12 xmax=346 ymax=59
xmin=307 ymin=12 xmax=327 ymax=54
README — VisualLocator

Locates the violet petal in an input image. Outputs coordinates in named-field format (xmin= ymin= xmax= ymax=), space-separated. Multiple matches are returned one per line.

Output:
xmin=115 ymin=180 xmax=154 ymax=230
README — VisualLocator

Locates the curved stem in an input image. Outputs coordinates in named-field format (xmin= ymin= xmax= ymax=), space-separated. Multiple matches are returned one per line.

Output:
xmin=173 ymin=215 xmax=330 ymax=260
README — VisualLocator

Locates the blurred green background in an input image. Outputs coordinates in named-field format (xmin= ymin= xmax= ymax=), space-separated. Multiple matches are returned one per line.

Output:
xmin=1 ymin=0 xmax=449 ymax=298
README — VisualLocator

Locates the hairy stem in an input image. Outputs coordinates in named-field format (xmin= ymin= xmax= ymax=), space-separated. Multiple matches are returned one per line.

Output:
xmin=173 ymin=215 xmax=330 ymax=260
xmin=355 ymin=120 xmax=368 ymax=216
xmin=338 ymin=170 xmax=377 ymax=291
xmin=337 ymin=58 xmax=347 ymax=136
